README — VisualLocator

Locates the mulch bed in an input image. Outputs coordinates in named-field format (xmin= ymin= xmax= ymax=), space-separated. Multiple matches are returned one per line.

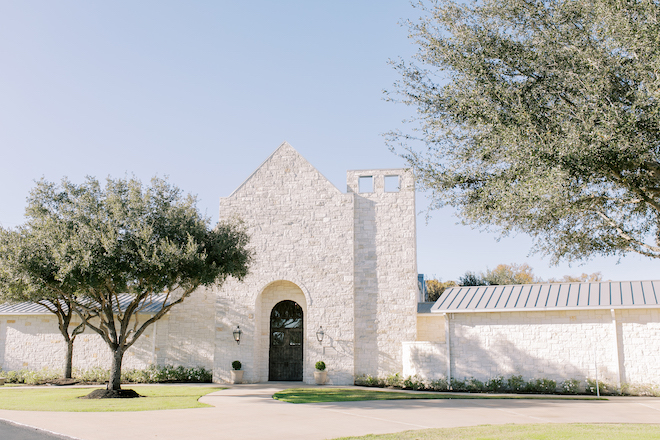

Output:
xmin=80 ymin=389 xmax=142 ymax=399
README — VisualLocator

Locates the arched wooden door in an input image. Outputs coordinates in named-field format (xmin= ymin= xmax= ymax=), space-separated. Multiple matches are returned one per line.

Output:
xmin=268 ymin=300 xmax=303 ymax=381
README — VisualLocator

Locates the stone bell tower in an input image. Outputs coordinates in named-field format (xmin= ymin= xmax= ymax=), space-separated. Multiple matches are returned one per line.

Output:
xmin=348 ymin=169 xmax=418 ymax=376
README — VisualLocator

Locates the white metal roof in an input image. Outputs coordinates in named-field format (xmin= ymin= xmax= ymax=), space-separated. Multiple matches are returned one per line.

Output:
xmin=431 ymin=280 xmax=660 ymax=314
xmin=0 ymin=293 xmax=171 ymax=315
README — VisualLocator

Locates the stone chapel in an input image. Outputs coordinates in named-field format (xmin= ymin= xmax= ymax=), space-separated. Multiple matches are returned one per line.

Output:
xmin=0 ymin=142 xmax=419 ymax=385
xmin=3 ymin=142 xmax=659 ymax=388
xmin=212 ymin=142 xmax=418 ymax=384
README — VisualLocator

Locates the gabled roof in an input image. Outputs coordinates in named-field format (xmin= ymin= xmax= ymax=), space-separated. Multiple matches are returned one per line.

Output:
xmin=226 ymin=142 xmax=342 ymax=197
xmin=0 ymin=293 xmax=171 ymax=315
xmin=431 ymin=280 xmax=660 ymax=314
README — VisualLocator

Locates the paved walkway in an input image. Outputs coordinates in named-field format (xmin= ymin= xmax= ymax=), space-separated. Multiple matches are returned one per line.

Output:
xmin=0 ymin=384 xmax=659 ymax=440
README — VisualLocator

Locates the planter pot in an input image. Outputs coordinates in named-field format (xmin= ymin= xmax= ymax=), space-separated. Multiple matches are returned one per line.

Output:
xmin=230 ymin=370 xmax=244 ymax=384
xmin=314 ymin=370 xmax=327 ymax=385
xmin=0 ymin=378 xmax=5 ymax=386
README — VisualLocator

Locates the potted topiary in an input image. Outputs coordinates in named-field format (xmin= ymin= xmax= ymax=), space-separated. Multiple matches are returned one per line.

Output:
xmin=231 ymin=361 xmax=243 ymax=384
xmin=314 ymin=361 xmax=327 ymax=385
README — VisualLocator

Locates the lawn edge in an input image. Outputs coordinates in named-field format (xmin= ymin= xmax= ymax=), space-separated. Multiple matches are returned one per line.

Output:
xmin=272 ymin=387 xmax=608 ymax=403
xmin=0 ymin=385 xmax=224 ymax=412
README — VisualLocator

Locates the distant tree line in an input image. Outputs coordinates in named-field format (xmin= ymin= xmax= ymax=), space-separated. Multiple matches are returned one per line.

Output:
xmin=425 ymin=264 xmax=603 ymax=301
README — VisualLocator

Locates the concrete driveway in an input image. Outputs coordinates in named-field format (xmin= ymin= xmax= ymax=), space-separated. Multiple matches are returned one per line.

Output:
xmin=0 ymin=384 xmax=659 ymax=440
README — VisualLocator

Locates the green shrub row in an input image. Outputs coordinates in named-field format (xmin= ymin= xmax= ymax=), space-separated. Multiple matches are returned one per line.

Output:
xmin=354 ymin=373 xmax=660 ymax=396
xmin=355 ymin=373 xmax=561 ymax=394
xmin=121 ymin=365 xmax=212 ymax=383
xmin=0 ymin=364 xmax=212 ymax=385
xmin=1 ymin=369 xmax=62 ymax=385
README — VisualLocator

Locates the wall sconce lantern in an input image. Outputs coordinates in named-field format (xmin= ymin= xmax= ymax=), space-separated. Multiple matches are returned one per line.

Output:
xmin=316 ymin=326 xmax=324 ymax=344
xmin=233 ymin=326 xmax=242 ymax=345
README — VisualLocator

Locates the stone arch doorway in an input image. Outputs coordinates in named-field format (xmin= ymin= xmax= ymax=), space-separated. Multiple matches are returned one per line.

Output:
xmin=268 ymin=300 xmax=303 ymax=381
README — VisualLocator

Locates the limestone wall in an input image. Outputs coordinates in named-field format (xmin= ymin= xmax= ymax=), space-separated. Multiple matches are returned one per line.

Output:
xmin=404 ymin=309 xmax=660 ymax=387
xmin=1 ymin=314 xmax=156 ymax=372
xmin=214 ymin=143 xmax=356 ymax=384
xmin=161 ymin=287 xmax=215 ymax=370
xmin=348 ymin=169 xmax=417 ymax=377
xmin=416 ymin=315 xmax=445 ymax=342
xmin=449 ymin=310 xmax=620 ymax=384
xmin=618 ymin=308 xmax=660 ymax=385
xmin=0 ymin=289 xmax=217 ymax=374
xmin=402 ymin=342 xmax=447 ymax=380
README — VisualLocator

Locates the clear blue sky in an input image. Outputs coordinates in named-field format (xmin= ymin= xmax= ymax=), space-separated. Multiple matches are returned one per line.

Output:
xmin=0 ymin=1 xmax=656 ymax=282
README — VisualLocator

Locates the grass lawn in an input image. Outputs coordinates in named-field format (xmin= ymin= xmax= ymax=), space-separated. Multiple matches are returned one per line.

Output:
xmin=273 ymin=388 xmax=605 ymax=404
xmin=332 ymin=424 xmax=660 ymax=440
xmin=0 ymin=385 xmax=224 ymax=411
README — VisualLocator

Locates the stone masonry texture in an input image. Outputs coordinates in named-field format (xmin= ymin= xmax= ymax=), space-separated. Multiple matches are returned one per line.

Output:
xmin=1 ymin=314 xmax=156 ymax=372
xmin=405 ymin=308 xmax=660 ymax=387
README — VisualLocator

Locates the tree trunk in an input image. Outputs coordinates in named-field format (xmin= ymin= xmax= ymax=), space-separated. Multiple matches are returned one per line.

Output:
xmin=108 ymin=348 xmax=124 ymax=391
xmin=65 ymin=339 xmax=74 ymax=379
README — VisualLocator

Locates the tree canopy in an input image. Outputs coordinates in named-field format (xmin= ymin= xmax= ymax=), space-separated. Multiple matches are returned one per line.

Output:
xmin=0 ymin=176 xmax=252 ymax=391
xmin=547 ymin=271 xmax=603 ymax=283
xmin=457 ymin=263 xmax=536 ymax=286
xmin=426 ymin=278 xmax=457 ymax=301
xmin=388 ymin=0 xmax=660 ymax=263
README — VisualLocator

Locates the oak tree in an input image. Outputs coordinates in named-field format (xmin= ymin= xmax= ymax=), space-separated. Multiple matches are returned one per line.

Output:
xmin=388 ymin=0 xmax=660 ymax=263
xmin=1 ymin=176 xmax=251 ymax=391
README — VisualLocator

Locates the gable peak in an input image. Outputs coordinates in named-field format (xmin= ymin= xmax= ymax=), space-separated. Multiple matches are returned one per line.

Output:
xmin=226 ymin=142 xmax=341 ymax=197
xmin=272 ymin=141 xmax=297 ymax=156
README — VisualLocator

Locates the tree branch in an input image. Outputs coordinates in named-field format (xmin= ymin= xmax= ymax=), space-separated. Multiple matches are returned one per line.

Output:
xmin=594 ymin=209 xmax=660 ymax=255
xmin=124 ymin=284 xmax=198 ymax=350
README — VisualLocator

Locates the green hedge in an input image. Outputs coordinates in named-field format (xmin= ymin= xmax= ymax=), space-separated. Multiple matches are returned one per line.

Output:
xmin=0 ymin=365 xmax=212 ymax=385
xmin=354 ymin=373 xmax=660 ymax=397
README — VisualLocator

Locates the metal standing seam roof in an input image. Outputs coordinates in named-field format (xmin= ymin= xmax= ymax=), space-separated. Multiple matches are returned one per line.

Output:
xmin=0 ymin=293 xmax=171 ymax=315
xmin=417 ymin=302 xmax=436 ymax=314
xmin=431 ymin=280 xmax=660 ymax=314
